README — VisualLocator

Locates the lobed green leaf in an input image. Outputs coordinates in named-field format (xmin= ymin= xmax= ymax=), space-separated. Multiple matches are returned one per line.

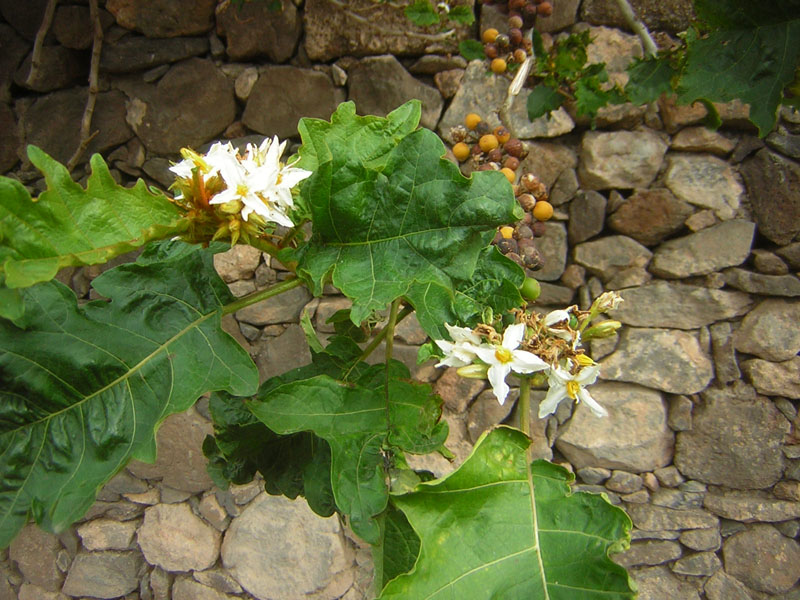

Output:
xmin=0 ymin=242 xmax=258 ymax=548
xmin=404 ymin=0 xmax=440 ymax=26
xmin=380 ymin=427 xmax=635 ymax=599
xmin=527 ymin=85 xmax=565 ymax=121
xmin=0 ymin=148 xmax=185 ymax=294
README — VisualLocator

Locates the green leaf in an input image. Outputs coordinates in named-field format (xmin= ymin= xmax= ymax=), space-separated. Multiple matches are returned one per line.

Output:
xmin=382 ymin=503 xmax=421 ymax=584
xmin=459 ymin=39 xmax=486 ymax=61
xmin=380 ymin=427 xmax=635 ymax=599
xmin=574 ymin=66 xmax=625 ymax=118
xmin=625 ymin=55 xmax=677 ymax=105
xmin=295 ymin=109 xmax=521 ymax=339
xmin=247 ymin=365 xmax=447 ymax=544
xmin=0 ymin=243 xmax=258 ymax=547
xmin=677 ymin=18 xmax=800 ymax=136
xmin=405 ymin=0 xmax=440 ymax=26
xmin=448 ymin=5 xmax=475 ymax=25
xmin=0 ymin=147 xmax=184 ymax=291
xmin=527 ymin=84 xmax=566 ymax=121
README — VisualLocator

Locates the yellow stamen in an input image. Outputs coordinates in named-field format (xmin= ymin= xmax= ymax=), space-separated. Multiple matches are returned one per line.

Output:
xmin=495 ymin=347 xmax=513 ymax=363
xmin=566 ymin=380 xmax=580 ymax=399
xmin=575 ymin=354 xmax=595 ymax=367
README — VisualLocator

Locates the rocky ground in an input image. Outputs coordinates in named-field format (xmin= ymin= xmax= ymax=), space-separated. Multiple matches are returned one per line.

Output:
xmin=1 ymin=0 xmax=800 ymax=599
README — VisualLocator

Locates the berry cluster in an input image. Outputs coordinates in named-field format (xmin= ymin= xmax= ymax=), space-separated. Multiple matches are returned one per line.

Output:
xmin=449 ymin=113 xmax=552 ymax=275
xmin=480 ymin=0 xmax=553 ymax=73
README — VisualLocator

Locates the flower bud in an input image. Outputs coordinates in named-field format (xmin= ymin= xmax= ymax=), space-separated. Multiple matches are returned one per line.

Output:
xmin=582 ymin=320 xmax=621 ymax=340
xmin=591 ymin=291 xmax=623 ymax=313
xmin=457 ymin=364 xmax=489 ymax=380
xmin=218 ymin=199 xmax=244 ymax=215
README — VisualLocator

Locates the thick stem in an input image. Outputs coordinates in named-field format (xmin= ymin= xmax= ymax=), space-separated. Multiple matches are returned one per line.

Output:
xmin=25 ymin=0 xmax=59 ymax=87
xmin=221 ymin=277 xmax=302 ymax=316
xmin=384 ymin=299 xmax=402 ymax=364
xmin=342 ymin=305 xmax=413 ymax=380
xmin=518 ymin=377 xmax=531 ymax=439
xmin=614 ymin=0 xmax=658 ymax=58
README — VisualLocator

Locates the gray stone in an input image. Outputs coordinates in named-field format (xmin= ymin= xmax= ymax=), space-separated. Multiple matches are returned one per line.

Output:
xmin=649 ymin=220 xmax=755 ymax=278
xmin=743 ymin=356 xmax=800 ymax=399
xmin=654 ymin=465 xmax=684 ymax=488
xmin=216 ymin=0 xmax=301 ymax=62
xmin=704 ymin=491 xmax=800 ymax=522
xmin=630 ymin=566 xmax=701 ymax=600
xmin=556 ymin=382 xmax=673 ymax=472
xmin=434 ymin=69 xmax=464 ymax=99
xmin=671 ymin=551 xmax=721 ymax=576
xmin=568 ymin=190 xmax=606 ymax=244
xmin=650 ymin=487 xmax=704 ymax=510
xmin=409 ymin=55 xmax=467 ymax=75
xmin=664 ymin=153 xmax=743 ymax=220
xmin=740 ymin=148 xmax=800 ymax=245
xmin=671 ymin=127 xmax=736 ymax=156
xmin=255 ymin=324 xmax=312 ymax=381
xmin=0 ymin=23 xmax=31 ymax=103
xmin=52 ymin=5 xmax=99 ymax=50
xmin=631 ymin=529 xmax=680 ymax=541
xmin=704 ymin=571 xmax=754 ymax=600
xmin=435 ymin=366 xmax=485 ymax=414
xmin=723 ymin=524 xmax=800 ymax=594
xmin=100 ymin=35 xmax=208 ymax=73
xmin=777 ymin=242 xmax=800 ymax=270
xmin=609 ymin=281 xmax=752 ymax=329
xmin=243 ymin=65 xmax=341 ymax=139
xmin=17 ymin=584 xmax=68 ymax=600
xmin=314 ymin=296 xmax=353 ymax=334
xmin=613 ymin=540 xmax=682 ymax=568
xmin=667 ymin=396 xmax=692 ymax=432
xmin=549 ymin=168 xmax=579 ymax=206
xmin=532 ymin=221 xmax=568 ymax=282
xmin=61 ymin=551 xmax=142 ymax=599
xmin=734 ymin=299 xmax=800 ymax=361
xmin=213 ymin=244 xmax=262 ymax=283
xmin=607 ymin=188 xmax=694 ymax=247
xmin=20 ymin=88 xmax=132 ymax=166
xmin=76 ymin=519 xmax=137 ymax=551
xmin=576 ymin=466 xmax=611 ymax=484
xmin=627 ymin=504 xmax=719 ymax=532
xmin=9 ymin=524 xmax=62 ymax=591
xmin=193 ymin=568 xmax=243 ymax=594
xmin=709 ymin=321 xmax=741 ymax=384
xmin=83 ymin=499 xmax=144 ymax=521
xmin=14 ymin=46 xmax=83 ymax=92
xmin=621 ymin=489 xmax=650 ymax=504
xmin=600 ymin=328 xmax=713 ymax=395
xmin=580 ymin=0 xmax=694 ymax=33
xmin=574 ymin=235 xmax=652 ymax=282
xmin=106 ymin=0 xmax=217 ymax=37
xmin=679 ymin=528 xmax=721 ymax=552
xmin=126 ymin=58 xmax=235 ymax=155
xmin=578 ymin=130 xmax=667 ymax=190
xmin=137 ymin=503 xmax=221 ymax=572
xmin=533 ymin=282 xmax=575 ymax=305
xmin=237 ymin=286 xmax=313 ymax=326
xmin=173 ymin=577 xmax=237 ymax=600
xmin=465 ymin=388 xmax=517 ymax=445
xmin=127 ymin=408 xmax=214 ymax=493
xmin=674 ymin=387 xmax=787 ymax=489
xmin=684 ymin=209 xmax=717 ymax=232
xmin=303 ymin=0 xmax=468 ymax=61
xmin=723 ymin=268 xmax=800 ymax=297
xmin=583 ymin=25 xmax=643 ymax=74
xmin=347 ymin=55 xmax=442 ymax=130
xmin=605 ymin=470 xmax=643 ymax=494
xmin=752 ymin=248 xmax=790 ymax=275
xmin=774 ymin=481 xmax=800 ymax=502
xmin=535 ymin=0 xmax=579 ymax=32
xmin=222 ymin=494 xmax=353 ymax=600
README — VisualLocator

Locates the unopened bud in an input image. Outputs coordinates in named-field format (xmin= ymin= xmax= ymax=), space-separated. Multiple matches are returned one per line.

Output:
xmin=582 ymin=320 xmax=621 ymax=340
xmin=457 ymin=364 xmax=489 ymax=380
xmin=218 ymin=199 xmax=244 ymax=215
xmin=591 ymin=291 xmax=623 ymax=313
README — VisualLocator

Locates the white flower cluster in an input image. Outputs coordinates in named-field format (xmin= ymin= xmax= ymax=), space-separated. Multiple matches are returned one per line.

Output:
xmin=170 ymin=137 xmax=312 ymax=226
xmin=434 ymin=292 xmax=623 ymax=419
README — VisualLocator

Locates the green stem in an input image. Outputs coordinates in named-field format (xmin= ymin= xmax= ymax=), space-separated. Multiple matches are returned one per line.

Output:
xmin=384 ymin=299 xmax=402 ymax=364
xmin=342 ymin=305 xmax=413 ymax=380
xmin=518 ymin=377 xmax=532 ymax=452
xmin=221 ymin=277 xmax=302 ymax=316
xmin=371 ymin=512 xmax=387 ymax=597
xmin=279 ymin=220 xmax=308 ymax=249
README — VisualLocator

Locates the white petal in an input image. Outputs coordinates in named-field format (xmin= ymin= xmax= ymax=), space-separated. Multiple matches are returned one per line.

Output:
xmin=473 ymin=345 xmax=500 ymax=366
xmin=575 ymin=364 xmax=601 ymax=386
xmin=502 ymin=322 xmax=526 ymax=351
xmin=487 ymin=363 xmax=512 ymax=405
xmin=445 ymin=323 xmax=481 ymax=345
xmin=544 ymin=310 xmax=569 ymax=327
xmin=577 ymin=388 xmax=607 ymax=417
xmin=538 ymin=383 xmax=566 ymax=418
xmin=509 ymin=350 xmax=549 ymax=374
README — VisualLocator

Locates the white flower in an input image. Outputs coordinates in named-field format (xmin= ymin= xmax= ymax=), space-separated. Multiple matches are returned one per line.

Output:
xmin=204 ymin=136 xmax=312 ymax=226
xmin=434 ymin=323 xmax=481 ymax=368
xmin=544 ymin=308 xmax=581 ymax=348
xmin=538 ymin=360 xmax=605 ymax=418
xmin=472 ymin=322 xmax=548 ymax=405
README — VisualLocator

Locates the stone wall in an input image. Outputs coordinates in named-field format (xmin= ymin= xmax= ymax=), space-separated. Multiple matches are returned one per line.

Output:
xmin=1 ymin=1 xmax=800 ymax=599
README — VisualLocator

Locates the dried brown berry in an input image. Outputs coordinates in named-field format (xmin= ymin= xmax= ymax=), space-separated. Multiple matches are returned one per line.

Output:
xmin=518 ymin=192 xmax=536 ymax=211
xmin=504 ymin=156 xmax=520 ymax=171
xmin=484 ymin=43 xmax=499 ymax=59
xmin=537 ymin=1 xmax=553 ymax=16
xmin=509 ymin=28 xmax=523 ymax=46
xmin=504 ymin=138 xmax=524 ymax=158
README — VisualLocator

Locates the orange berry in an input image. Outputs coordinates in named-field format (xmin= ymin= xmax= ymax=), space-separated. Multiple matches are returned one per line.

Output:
xmin=499 ymin=226 xmax=514 ymax=239
xmin=478 ymin=134 xmax=499 ymax=152
xmin=532 ymin=200 xmax=553 ymax=221
xmin=491 ymin=58 xmax=507 ymax=74
xmin=452 ymin=142 xmax=470 ymax=162
xmin=500 ymin=167 xmax=516 ymax=183
xmin=481 ymin=28 xmax=499 ymax=44
xmin=465 ymin=113 xmax=482 ymax=130
xmin=493 ymin=126 xmax=511 ymax=144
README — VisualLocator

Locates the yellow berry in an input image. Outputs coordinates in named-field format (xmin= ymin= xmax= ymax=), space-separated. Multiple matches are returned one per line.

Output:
xmin=491 ymin=58 xmax=507 ymax=74
xmin=532 ymin=200 xmax=554 ymax=221
xmin=500 ymin=226 xmax=514 ymax=239
xmin=500 ymin=167 xmax=516 ymax=183
xmin=452 ymin=142 xmax=470 ymax=162
xmin=479 ymin=134 xmax=499 ymax=152
xmin=482 ymin=28 xmax=499 ymax=44
xmin=464 ymin=113 xmax=482 ymax=130
xmin=493 ymin=126 xmax=511 ymax=144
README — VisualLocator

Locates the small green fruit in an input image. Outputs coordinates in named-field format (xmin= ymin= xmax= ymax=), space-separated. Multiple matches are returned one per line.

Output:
xmin=520 ymin=277 xmax=541 ymax=301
